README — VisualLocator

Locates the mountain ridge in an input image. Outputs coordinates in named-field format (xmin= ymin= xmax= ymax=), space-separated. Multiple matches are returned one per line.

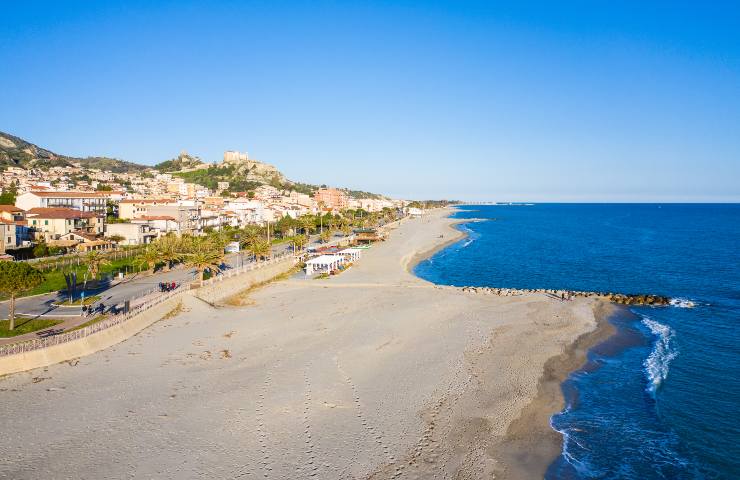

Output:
xmin=0 ymin=131 xmax=385 ymax=199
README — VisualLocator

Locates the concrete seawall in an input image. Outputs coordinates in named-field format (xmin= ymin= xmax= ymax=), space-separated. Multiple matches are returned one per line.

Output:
xmin=193 ymin=256 xmax=297 ymax=304
xmin=0 ymin=256 xmax=298 ymax=376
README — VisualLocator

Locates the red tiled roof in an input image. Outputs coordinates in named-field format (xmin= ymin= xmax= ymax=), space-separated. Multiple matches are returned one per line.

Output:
xmin=0 ymin=205 xmax=24 ymax=213
xmin=26 ymin=191 xmax=107 ymax=198
xmin=136 ymin=215 xmax=177 ymax=221
xmin=119 ymin=198 xmax=176 ymax=204
xmin=26 ymin=207 xmax=98 ymax=219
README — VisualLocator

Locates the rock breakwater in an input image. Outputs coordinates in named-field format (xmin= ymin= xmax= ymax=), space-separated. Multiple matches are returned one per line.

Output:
xmin=459 ymin=286 xmax=672 ymax=306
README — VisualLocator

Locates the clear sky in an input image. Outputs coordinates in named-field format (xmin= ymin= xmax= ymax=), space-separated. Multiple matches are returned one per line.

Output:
xmin=1 ymin=1 xmax=738 ymax=201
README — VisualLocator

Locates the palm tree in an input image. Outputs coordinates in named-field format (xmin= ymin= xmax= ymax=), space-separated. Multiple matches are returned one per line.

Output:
xmin=239 ymin=225 xmax=263 ymax=249
xmin=85 ymin=250 xmax=111 ymax=281
xmin=137 ymin=245 xmax=161 ymax=274
xmin=298 ymin=214 xmax=315 ymax=236
xmin=183 ymin=241 xmax=225 ymax=286
xmin=340 ymin=221 xmax=352 ymax=237
xmin=157 ymin=234 xmax=182 ymax=271
xmin=319 ymin=228 xmax=331 ymax=243
xmin=250 ymin=237 xmax=272 ymax=262
xmin=292 ymin=234 xmax=308 ymax=253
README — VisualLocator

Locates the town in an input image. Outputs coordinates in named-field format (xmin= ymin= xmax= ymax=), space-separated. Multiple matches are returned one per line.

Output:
xmin=0 ymin=149 xmax=413 ymax=257
xmin=0 ymin=138 xmax=439 ymax=343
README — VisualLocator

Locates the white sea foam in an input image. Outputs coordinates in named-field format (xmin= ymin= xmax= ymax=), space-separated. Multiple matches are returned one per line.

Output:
xmin=669 ymin=297 xmax=695 ymax=308
xmin=642 ymin=317 xmax=678 ymax=396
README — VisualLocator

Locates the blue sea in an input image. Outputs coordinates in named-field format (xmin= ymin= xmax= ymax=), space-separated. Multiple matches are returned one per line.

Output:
xmin=414 ymin=204 xmax=740 ymax=479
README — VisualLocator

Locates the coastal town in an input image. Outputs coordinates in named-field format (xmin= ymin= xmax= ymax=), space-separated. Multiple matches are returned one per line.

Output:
xmin=0 ymin=133 xmax=442 ymax=349
xmin=0 ymin=148 xmax=414 ymax=257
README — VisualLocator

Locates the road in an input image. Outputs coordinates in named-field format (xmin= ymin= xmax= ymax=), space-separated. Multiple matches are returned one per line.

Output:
xmin=0 ymin=233 xmax=336 ymax=323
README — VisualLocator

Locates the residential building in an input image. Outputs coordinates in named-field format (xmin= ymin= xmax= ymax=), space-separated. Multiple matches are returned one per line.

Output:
xmin=0 ymin=221 xmax=17 ymax=254
xmin=15 ymin=191 xmax=107 ymax=214
xmin=25 ymin=207 xmax=104 ymax=240
xmin=144 ymin=205 xmax=201 ymax=235
xmin=0 ymin=205 xmax=25 ymax=223
xmin=105 ymin=223 xmax=159 ymax=245
xmin=314 ymin=188 xmax=348 ymax=211
xmin=118 ymin=199 xmax=179 ymax=220
xmin=56 ymin=231 xmax=113 ymax=252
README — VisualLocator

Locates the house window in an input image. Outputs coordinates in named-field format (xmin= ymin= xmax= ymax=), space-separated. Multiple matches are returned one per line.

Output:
xmin=45 ymin=220 xmax=49 ymax=225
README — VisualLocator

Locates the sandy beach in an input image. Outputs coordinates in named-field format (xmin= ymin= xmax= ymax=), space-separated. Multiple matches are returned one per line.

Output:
xmin=0 ymin=209 xmax=604 ymax=479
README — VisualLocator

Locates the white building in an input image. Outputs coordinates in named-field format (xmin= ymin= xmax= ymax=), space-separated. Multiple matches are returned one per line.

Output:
xmin=16 ymin=191 xmax=107 ymax=214
xmin=105 ymin=223 xmax=159 ymax=245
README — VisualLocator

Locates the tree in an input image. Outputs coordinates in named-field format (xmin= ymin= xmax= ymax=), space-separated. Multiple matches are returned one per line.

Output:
xmin=106 ymin=234 xmax=126 ymax=244
xmin=157 ymin=234 xmax=182 ymax=271
xmin=250 ymin=237 xmax=271 ymax=262
xmin=319 ymin=229 xmax=331 ymax=243
xmin=340 ymin=221 xmax=353 ymax=237
xmin=85 ymin=250 xmax=111 ymax=281
xmin=183 ymin=241 xmax=224 ymax=286
xmin=292 ymin=234 xmax=308 ymax=252
xmin=274 ymin=215 xmax=296 ymax=238
xmin=137 ymin=245 xmax=161 ymax=274
xmin=0 ymin=262 xmax=45 ymax=331
xmin=33 ymin=242 xmax=49 ymax=258
xmin=238 ymin=225 xmax=263 ymax=250
xmin=298 ymin=214 xmax=315 ymax=235
xmin=0 ymin=182 xmax=18 ymax=205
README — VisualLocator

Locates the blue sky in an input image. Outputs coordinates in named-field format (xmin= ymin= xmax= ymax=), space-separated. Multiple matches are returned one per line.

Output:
xmin=1 ymin=1 xmax=738 ymax=201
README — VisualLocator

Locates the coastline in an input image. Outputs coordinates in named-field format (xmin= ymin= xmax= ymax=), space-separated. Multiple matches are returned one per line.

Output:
xmin=0 ymin=208 xmax=600 ymax=479
xmin=402 ymin=210 xmax=472 ymax=275
xmin=495 ymin=301 xmax=616 ymax=479
xmin=405 ymin=207 xmax=610 ymax=478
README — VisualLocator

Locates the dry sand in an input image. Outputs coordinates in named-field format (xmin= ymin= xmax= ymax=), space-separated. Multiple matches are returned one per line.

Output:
xmin=0 ymin=209 xmax=605 ymax=479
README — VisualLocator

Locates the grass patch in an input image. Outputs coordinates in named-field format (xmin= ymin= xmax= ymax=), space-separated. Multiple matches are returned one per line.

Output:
xmin=1 ymin=257 xmax=146 ymax=301
xmin=56 ymin=295 xmax=101 ymax=306
xmin=0 ymin=317 xmax=63 ymax=337
xmin=162 ymin=301 xmax=183 ymax=320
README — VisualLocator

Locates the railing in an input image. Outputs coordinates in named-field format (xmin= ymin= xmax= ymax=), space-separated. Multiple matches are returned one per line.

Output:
xmin=200 ymin=252 xmax=295 ymax=286
xmin=0 ymin=253 xmax=296 ymax=357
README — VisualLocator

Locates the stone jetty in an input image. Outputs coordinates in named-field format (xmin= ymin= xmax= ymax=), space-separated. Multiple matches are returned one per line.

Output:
xmin=459 ymin=286 xmax=671 ymax=306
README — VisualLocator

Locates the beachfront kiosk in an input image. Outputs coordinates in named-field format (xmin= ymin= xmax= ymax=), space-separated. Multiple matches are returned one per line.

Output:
xmin=339 ymin=248 xmax=362 ymax=262
xmin=304 ymin=248 xmax=364 ymax=276
xmin=305 ymin=254 xmax=345 ymax=276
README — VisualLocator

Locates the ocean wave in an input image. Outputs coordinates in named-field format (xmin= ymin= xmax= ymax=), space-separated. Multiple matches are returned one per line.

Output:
xmin=642 ymin=317 xmax=678 ymax=396
xmin=669 ymin=297 xmax=696 ymax=308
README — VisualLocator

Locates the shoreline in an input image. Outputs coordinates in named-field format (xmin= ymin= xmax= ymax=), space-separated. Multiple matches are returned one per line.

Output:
xmin=405 ymin=209 xmax=614 ymax=478
xmin=0 ymin=208 xmax=603 ymax=479
xmin=495 ymin=301 xmax=617 ymax=479
xmin=403 ymin=211 xmax=472 ymax=275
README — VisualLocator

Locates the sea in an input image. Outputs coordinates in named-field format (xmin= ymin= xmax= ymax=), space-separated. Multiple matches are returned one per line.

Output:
xmin=414 ymin=204 xmax=740 ymax=479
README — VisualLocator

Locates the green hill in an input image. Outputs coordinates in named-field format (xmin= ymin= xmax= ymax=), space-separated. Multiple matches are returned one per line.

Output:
xmin=0 ymin=131 xmax=147 ymax=173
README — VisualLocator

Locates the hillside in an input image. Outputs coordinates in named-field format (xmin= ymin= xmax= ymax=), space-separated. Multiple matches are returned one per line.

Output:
xmin=0 ymin=131 xmax=386 ymax=199
xmin=0 ymin=131 xmax=148 ymax=173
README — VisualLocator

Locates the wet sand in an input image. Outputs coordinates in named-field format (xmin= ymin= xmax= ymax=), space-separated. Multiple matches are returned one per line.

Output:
xmin=0 ymin=208 xmax=600 ymax=479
